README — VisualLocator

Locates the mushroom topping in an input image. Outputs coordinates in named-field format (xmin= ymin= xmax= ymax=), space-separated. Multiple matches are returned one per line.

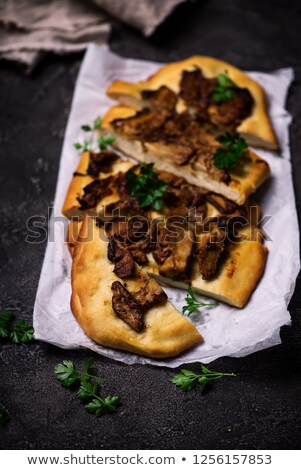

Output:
xmin=111 ymin=281 xmax=144 ymax=332
xmin=194 ymin=226 xmax=225 ymax=280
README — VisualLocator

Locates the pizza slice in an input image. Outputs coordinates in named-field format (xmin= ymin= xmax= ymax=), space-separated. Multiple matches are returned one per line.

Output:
xmin=71 ymin=215 xmax=202 ymax=358
xmin=64 ymin=152 xmax=267 ymax=308
xmin=106 ymin=55 xmax=278 ymax=150
xmin=100 ymin=105 xmax=270 ymax=205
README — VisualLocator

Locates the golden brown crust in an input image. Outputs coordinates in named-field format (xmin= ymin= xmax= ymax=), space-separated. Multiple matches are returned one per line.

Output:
xmin=62 ymin=151 xmax=134 ymax=219
xmin=102 ymin=105 xmax=270 ymax=205
xmin=71 ymin=216 xmax=202 ymax=358
xmin=107 ymin=56 xmax=278 ymax=150
xmin=68 ymin=211 xmax=267 ymax=309
xmin=148 ymin=241 xmax=268 ymax=308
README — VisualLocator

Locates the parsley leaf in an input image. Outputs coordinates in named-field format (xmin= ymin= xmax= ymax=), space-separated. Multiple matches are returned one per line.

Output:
xmin=54 ymin=360 xmax=80 ymax=387
xmin=76 ymin=381 xmax=99 ymax=401
xmin=98 ymin=135 xmax=115 ymax=151
xmin=93 ymin=116 xmax=102 ymax=130
xmin=0 ymin=310 xmax=13 ymax=338
xmin=171 ymin=364 xmax=237 ymax=394
xmin=182 ymin=287 xmax=218 ymax=316
xmin=10 ymin=320 xmax=34 ymax=343
xmin=54 ymin=359 xmax=118 ymax=418
xmin=85 ymin=396 xmax=120 ymax=417
xmin=0 ymin=405 xmax=10 ymax=426
xmin=0 ymin=310 xmax=34 ymax=343
xmin=81 ymin=125 xmax=92 ymax=132
xmin=213 ymin=132 xmax=248 ymax=169
xmin=74 ymin=116 xmax=104 ymax=151
xmin=212 ymin=71 xmax=238 ymax=103
xmin=126 ymin=163 xmax=169 ymax=210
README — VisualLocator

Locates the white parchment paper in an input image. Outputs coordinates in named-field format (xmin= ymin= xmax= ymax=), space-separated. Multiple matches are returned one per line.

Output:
xmin=33 ymin=44 xmax=300 ymax=367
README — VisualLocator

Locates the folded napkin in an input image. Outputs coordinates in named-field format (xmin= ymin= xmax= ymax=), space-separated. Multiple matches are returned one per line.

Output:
xmin=0 ymin=0 xmax=187 ymax=72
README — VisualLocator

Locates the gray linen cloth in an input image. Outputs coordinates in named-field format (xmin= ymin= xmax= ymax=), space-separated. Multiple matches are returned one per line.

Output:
xmin=0 ymin=0 xmax=187 ymax=72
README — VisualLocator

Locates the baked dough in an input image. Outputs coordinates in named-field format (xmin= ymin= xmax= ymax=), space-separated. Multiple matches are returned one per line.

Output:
xmin=107 ymin=55 xmax=278 ymax=150
xmin=71 ymin=216 xmax=202 ymax=358
xmin=62 ymin=151 xmax=134 ymax=219
xmin=101 ymin=105 xmax=270 ymax=205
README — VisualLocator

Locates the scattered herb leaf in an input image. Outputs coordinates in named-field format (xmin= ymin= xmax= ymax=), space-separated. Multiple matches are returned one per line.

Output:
xmin=98 ymin=135 xmax=115 ymax=151
xmin=182 ymin=287 xmax=218 ymax=316
xmin=81 ymin=125 xmax=92 ymax=132
xmin=54 ymin=359 xmax=118 ymax=418
xmin=212 ymin=71 xmax=238 ymax=103
xmin=74 ymin=142 xmax=82 ymax=150
xmin=171 ymin=364 xmax=237 ymax=394
xmin=213 ymin=132 xmax=248 ymax=169
xmin=0 ymin=310 xmax=34 ymax=343
xmin=74 ymin=116 xmax=104 ymax=152
xmin=82 ymin=139 xmax=91 ymax=152
xmin=54 ymin=360 xmax=80 ymax=387
xmin=10 ymin=321 xmax=34 ymax=343
xmin=93 ymin=116 xmax=102 ymax=130
xmin=0 ymin=310 xmax=13 ymax=338
xmin=76 ymin=381 xmax=99 ymax=401
xmin=126 ymin=163 xmax=169 ymax=210
xmin=85 ymin=396 xmax=120 ymax=417
xmin=0 ymin=405 xmax=10 ymax=426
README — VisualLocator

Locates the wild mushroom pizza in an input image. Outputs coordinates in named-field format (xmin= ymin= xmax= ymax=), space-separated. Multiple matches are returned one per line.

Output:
xmin=62 ymin=55 xmax=273 ymax=359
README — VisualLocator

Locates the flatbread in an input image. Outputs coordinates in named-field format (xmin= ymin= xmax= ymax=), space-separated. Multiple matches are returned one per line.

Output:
xmin=68 ymin=213 xmax=267 ymax=309
xmin=71 ymin=216 xmax=202 ymax=358
xmin=107 ymin=55 xmax=277 ymax=150
xmin=101 ymin=105 xmax=270 ymax=205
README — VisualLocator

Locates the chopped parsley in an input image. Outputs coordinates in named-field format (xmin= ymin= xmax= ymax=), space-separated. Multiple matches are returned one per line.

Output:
xmin=126 ymin=163 xmax=169 ymax=211
xmin=212 ymin=71 xmax=238 ymax=103
xmin=213 ymin=132 xmax=248 ymax=169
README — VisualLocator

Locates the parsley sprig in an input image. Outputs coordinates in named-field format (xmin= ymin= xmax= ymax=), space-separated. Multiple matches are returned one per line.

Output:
xmin=126 ymin=163 xmax=169 ymax=211
xmin=182 ymin=287 xmax=218 ymax=316
xmin=0 ymin=310 xmax=34 ymax=343
xmin=98 ymin=135 xmax=115 ymax=151
xmin=212 ymin=71 xmax=238 ymax=103
xmin=213 ymin=132 xmax=248 ymax=169
xmin=172 ymin=364 xmax=237 ymax=394
xmin=74 ymin=116 xmax=114 ymax=152
xmin=0 ymin=405 xmax=10 ymax=426
xmin=54 ymin=358 xmax=121 ymax=418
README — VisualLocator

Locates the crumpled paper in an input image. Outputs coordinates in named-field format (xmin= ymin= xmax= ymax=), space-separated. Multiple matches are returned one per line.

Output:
xmin=33 ymin=44 xmax=300 ymax=367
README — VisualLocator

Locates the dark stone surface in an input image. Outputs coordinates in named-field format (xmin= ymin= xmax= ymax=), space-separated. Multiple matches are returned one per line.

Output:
xmin=0 ymin=0 xmax=301 ymax=450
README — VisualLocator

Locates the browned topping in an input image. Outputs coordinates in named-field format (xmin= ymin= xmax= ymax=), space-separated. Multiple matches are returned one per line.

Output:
xmin=194 ymin=226 xmax=225 ymax=280
xmin=113 ymin=250 xmax=135 ymax=278
xmin=141 ymin=86 xmax=178 ymax=112
xmin=210 ymin=88 xmax=254 ymax=130
xmin=87 ymin=151 xmax=119 ymax=177
xmin=132 ymin=275 xmax=168 ymax=309
xmin=78 ymin=177 xmax=113 ymax=210
xmin=192 ymin=150 xmax=230 ymax=183
xmin=179 ymin=68 xmax=217 ymax=118
xmin=112 ymin=109 xmax=168 ymax=142
xmin=106 ymin=216 xmax=151 ymax=267
xmin=105 ymin=197 xmax=142 ymax=217
xmin=163 ymin=177 xmax=207 ymax=218
xmin=206 ymin=193 xmax=240 ymax=214
xmin=111 ymin=281 xmax=144 ymax=332
xmin=152 ymin=225 xmax=173 ymax=265
xmin=152 ymin=224 xmax=194 ymax=279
